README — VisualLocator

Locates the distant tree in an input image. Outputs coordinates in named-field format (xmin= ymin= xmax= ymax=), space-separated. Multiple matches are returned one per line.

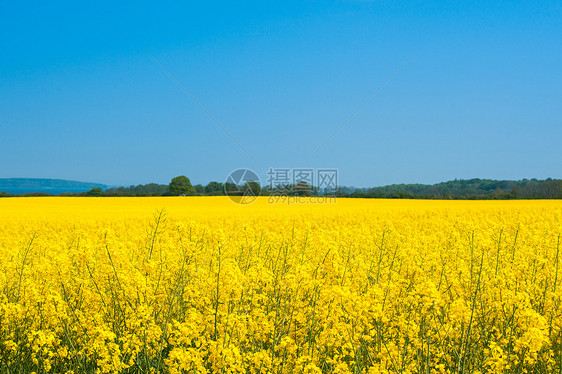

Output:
xmin=0 ymin=191 xmax=8 ymax=198
xmin=205 ymin=181 xmax=224 ymax=194
xmin=224 ymin=182 xmax=237 ymax=194
xmin=169 ymin=176 xmax=194 ymax=196
xmin=194 ymin=184 xmax=205 ymax=194
xmin=244 ymin=180 xmax=261 ymax=197
xmin=294 ymin=181 xmax=313 ymax=196
xmin=85 ymin=187 xmax=103 ymax=197
xmin=23 ymin=192 xmax=52 ymax=197
xmin=538 ymin=179 xmax=562 ymax=199
xmin=104 ymin=183 xmax=169 ymax=196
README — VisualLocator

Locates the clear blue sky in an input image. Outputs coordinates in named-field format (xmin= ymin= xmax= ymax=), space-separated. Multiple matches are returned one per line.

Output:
xmin=1 ymin=1 xmax=561 ymax=187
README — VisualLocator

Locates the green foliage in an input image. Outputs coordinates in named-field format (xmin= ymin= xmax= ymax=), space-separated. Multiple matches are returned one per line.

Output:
xmin=2 ymin=177 xmax=562 ymax=199
xmin=224 ymin=182 xmax=237 ymax=192
xmin=105 ymin=183 xmax=168 ymax=196
xmin=168 ymin=176 xmax=195 ymax=196
xmin=293 ymin=181 xmax=313 ymax=196
xmin=341 ymin=178 xmax=562 ymax=199
xmin=205 ymin=181 xmax=224 ymax=194
xmin=84 ymin=187 xmax=103 ymax=197
xmin=244 ymin=180 xmax=261 ymax=197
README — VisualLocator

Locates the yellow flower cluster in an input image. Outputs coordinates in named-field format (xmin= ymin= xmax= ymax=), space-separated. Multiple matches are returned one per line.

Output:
xmin=1 ymin=197 xmax=561 ymax=373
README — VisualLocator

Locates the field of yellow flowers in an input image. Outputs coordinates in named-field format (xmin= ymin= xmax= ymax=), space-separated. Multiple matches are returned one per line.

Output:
xmin=1 ymin=197 xmax=562 ymax=374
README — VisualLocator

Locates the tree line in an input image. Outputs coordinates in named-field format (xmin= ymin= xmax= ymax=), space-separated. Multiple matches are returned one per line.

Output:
xmin=338 ymin=178 xmax=562 ymax=199
xmin=2 ymin=177 xmax=562 ymax=199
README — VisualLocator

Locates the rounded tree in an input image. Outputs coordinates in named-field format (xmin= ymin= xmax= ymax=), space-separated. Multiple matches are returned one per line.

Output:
xmin=168 ymin=176 xmax=195 ymax=196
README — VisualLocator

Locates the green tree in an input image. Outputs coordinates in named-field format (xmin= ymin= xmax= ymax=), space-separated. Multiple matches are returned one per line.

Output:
xmin=244 ymin=180 xmax=261 ymax=197
xmin=294 ymin=181 xmax=313 ymax=196
xmin=205 ymin=181 xmax=224 ymax=194
xmin=224 ymin=182 xmax=237 ymax=195
xmin=169 ymin=176 xmax=195 ymax=196
xmin=85 ymin=187 xmax=103 ymax=197
xmin=194 ymin=184 xmax=205 ymax=194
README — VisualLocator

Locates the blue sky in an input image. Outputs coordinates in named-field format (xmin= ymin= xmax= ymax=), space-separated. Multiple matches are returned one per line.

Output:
xmin=1 ymin=1 xmax=561 ymax=187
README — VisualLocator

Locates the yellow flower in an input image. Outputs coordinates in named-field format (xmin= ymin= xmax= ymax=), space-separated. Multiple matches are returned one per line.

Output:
xmin=0 ymin=197 xmax=560 ymax=372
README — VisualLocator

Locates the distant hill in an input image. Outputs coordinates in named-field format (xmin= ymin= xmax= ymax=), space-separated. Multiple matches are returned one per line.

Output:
xmin=0 ymin=178 xmax=107 ymax=195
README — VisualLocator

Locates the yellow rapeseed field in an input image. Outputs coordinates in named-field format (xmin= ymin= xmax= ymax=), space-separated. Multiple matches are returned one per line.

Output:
xmin=1 ymin=197 xmax=561 ymax=373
